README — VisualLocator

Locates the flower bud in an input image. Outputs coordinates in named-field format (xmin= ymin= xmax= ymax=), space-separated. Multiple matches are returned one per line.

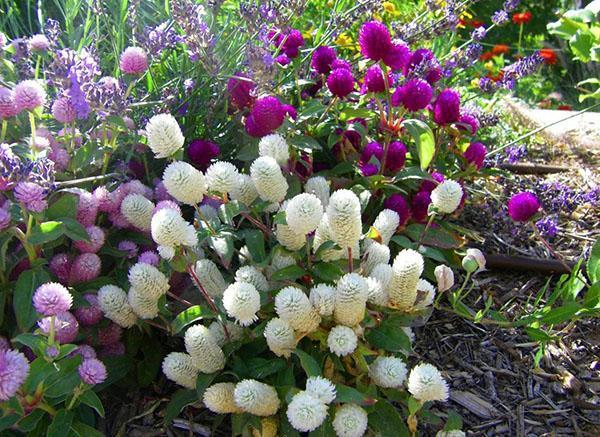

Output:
xmin=434 ymin=265 xmax=454 ymax=292
xmin=462 ymin=248 xmax=486 ymax=273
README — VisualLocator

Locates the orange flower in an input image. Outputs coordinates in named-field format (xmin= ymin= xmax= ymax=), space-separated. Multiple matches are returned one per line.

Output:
xmin=487 ymin=71 xmax=505 ymax=82
xmin=470 ymin=19 xmax=484 ymax=28
xmin=539 ymin=48 xmax=557 ymax=65
xmin=557 ymin=104 xmax=572 ymax=111
xmin=479 ymin=51 xmax=494 ymax=61
xmin=492 ymin=44 xmax=510 ymax=56
xmin=512 ymin=12 xmax=532 ymax=25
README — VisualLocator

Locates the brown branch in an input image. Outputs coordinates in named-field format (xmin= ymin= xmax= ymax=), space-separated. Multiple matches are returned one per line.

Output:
xmin=484 ymin=253 xmax=574 ymax=274
xmin=498 ymin=163 xmax=572 ymax=174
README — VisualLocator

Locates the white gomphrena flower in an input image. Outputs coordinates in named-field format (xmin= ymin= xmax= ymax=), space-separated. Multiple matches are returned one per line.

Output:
xmin=370 ymin=263 xmax=393 ymax=289
xmin=264 ymin=317 xmax=296 ymax=358
xmin=305 ymin=176 xmax=330 ymax=209
xmin=162 ymin=352 xmax=198 ymax=390
xmin=306 ymin=376 xmax=337 ymax=404
xmin=365 ymin=276 xmax=389 ymax=307
xmin=151 ymin=208 xmax=198 ymax=256
xmin=370 ymin=209 xmax=400 ymax=246
xmin=203 ymin=382 xmax=243 ymax=414
xmin=431 ymin=180 xmax=463 ymax=214
xmin=235 ymin=265 xmax=269 ymax=292
xmin=274 ymin=286 xmax=321 ymax=333
xmin=369 ymin=356 xmax=408 ymax=388
xmin=327 ymin=325 xmax=358 ymax=357
xmin=389 ymin=249 xmax=424 ymax=310
xmin=205 ymin=161 xmax=239 ymax=194
xmin=145 ymin=113 xmax=184 ymax=158
xmin=276 ymin=223 xmax=306 ymax=251
xmin=436 ymin=431 xmax=466 ymax=437
xmin=128 ymin=288 xmax=159 ymax=319
xmin=234 ymin=379 xmax=281 ymax=416
xmin=415 ymin=279 xmax=436 ymax=309
xmin=407 ymin=363 xmax=449 ymax=402
xmin=361 ymin=242 xmax=390 ymax=275
xmin=192 ymin=259 xmax=227 ymax=298
xmin=258 ymin=133 xmax=289 ymax=165
xmin=250 ymin=156 xmax=288 ymax=203
xmin=128 ymin=262 xmax=169 ymax=300
xmin=402 ymin=327 xmax=415 ymax=344
xmin=313 ymin=214 xmax=359 ymax=262
xmin=332 ymin=404 xmax=368 ymax=437
xmin=285 ymin=193 xmax=323 ymax=235
xmin=163 ymin=161 xmax=206 ymax=205
xmin=222 ymin=282 xmax=261 ymax=326
xmin=309 ymin=284 xmax=336 ymax=317
xmin=97 ymin=285 xmax=137 ymax=328
xmin=287 ymin=391 xmax=329 ymax=432
xmin=334 ymin=273 xmax=368 ymax=327
xmin=121 ymin=193 xmax=154 ymax=231
xmin=230 ymin=174 xmax=258 ymax=206
xmin=184 ymin=324 xmax=225 ymax=373
xmin=208 ymin=320 xmax=244 ymax=347
xmin=270 ymin=251 xmax=296 ymax=272
xmin=326 ymin=189 xmax=362 ymax=250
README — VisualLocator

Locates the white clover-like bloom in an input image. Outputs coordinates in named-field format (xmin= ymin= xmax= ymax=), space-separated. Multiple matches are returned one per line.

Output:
xmin=436 ymin=431 xmax=466 ymax=437
xmin=431 ymin=180 xmax=463 ymax=214
xmin=128 ymin=288 xmax=159 ymax=319
xmin=250 ymin=156 xmax=288 ymax=203
xmin=264 ymin=317 xmax=296 ymax=358
xmin=287 ymin=391 xmax=329 ymax=432
xmin=407 ymin=363 xmax=449 ymax=402
xmin=332 ymin=404 xmax=368 ymax=437
xmin=128 ymin=262 xmax=169 ymax=300
xmin=389 ymin=249 xmax=424 ymax=310
xmin=162 ymin=352 xmax=198 ymax=390
xmin=434 ymin=265 xmax=454 ymax=293
xmin=121 ymin=193 xmax=154 ymax=231
xmin=285 ymin=193 xmax=323 ymax=235
xmin=274 ymin=286 xmax=321 ymax=333
xmin=157 ymin=245 xmax=175 ymax=260
xmin=306 ymin=376 xmax=336 ymax=404
xmin=208 ymin=320 xmax=244 ymax=347
xmin=205 ymin=161 xmax=239 ymax=194
xmin=151 ymin=208 xmax=198 ymax=252
xmin=145 ymin=113 xmax=184 ymax=158
xmin=305 ymin=176 xmax=330 ymax=209
xmin=258 ymin=133 xmax=290 ymax=165
xmin=309 ymin=284 xmax=336 ymax=317
xmin=276 ymin=224 xmax=306 ymax=251
xmin=370 ymin=263 xmax=393 ymax=290
xmin=184 ymin=324 xmax=225 ymax=373
xmin=230 ymin=174 xmax=258 ymax=206
xmin=192 ymin=259 xmax=227 ymax=298
xmin=313 ymin=214 xmax=359 ymax=262
xmin=163 ymin=161 xmax=206 ymax=205
xmin=369 ymin=356 xmax=408 ymax=388
xmin=97 ymin=285 xmax=137 ymax=328
xmin=402 ymin=327 xmax=415 ymax=344
xmin=234 ymin=379 xmax=280 ymax=416
xmin=365 ymin=276 xmax=389 ymax=307
xmin=361 ymin=242 xmax=390 ymax=275
xmin=270 ymin=251 xmax=296 ymax=273
xmin=326 ymin=189 xmax=362 ymax=250
xmin=370 ymin=209 xmax=400 ymax=246
xmin=235 ymin=266 xmax=269 ymax=292
xmin=222 ymin=282 xmax=261 ymax=326
xmin=415 ymin=279 xmax=436 ymax=309
xmin=327 ymin=325 xmax=358 ymax=356
xmin=203 ymin=382 xmax=242 ymax=414
xmin=334 ymin=273 xmax=368 ymax=327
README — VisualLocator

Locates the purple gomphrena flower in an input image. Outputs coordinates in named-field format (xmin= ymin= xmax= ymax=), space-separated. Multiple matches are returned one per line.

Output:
xmin=51 ymin=97 xmax=76 ymax=124
xmin=508 ymin=192 xmax=540 ymax=222
xmin=458 ymin=113 xmax=479 ymax=135
xmin=363 ymin=65 xmax=387 ymax=93
xmin=138 ymin=251 xmax=160 ymax=267
xmin=277 ymin=29 xmax=304 ymax=58
xmin=361 ymin=141 xmax=384 ymax=163
xmin=411 ymin=190 xmax=432 ymax=223
xmin=153 ymin=180 xmax=172 ymax=202
xmin=386 ymin=141 xmax=407 ymax=173
xmin=14 ymin=182 xmax=47 ymax=213
xmin=245 ymin=96 xmax=287 ymax=137
xmin=29 ymin=34 xmax=50 ymax=52
xmin=74 ymin=294 xmax=103 ymax=326
xmin=327 ymin=68 xmax=355 ymax=98
xmin=117 ymin=240 xmax=138 ymax=259
xmin=153 ymin=200 xmax=181 ymax=215
xmin=74 ymin=189 xmax=98 ymax=227
xmin=393 ymin=78 xmax=433 ymax=112
xmin=0 ymin=208 xmax=10 ymax=231
xmin=78 ymin=358 xmax=107 ymax=385
xmin=359 ymin=21 xmax=392 ymax=62
xmin=311 ymin=46 xmax=337 ymax=74
xmin=38 ymin=311 xmax=79 ymax=344
xmin=383 ymin=43 xmax=411 ymax=71
xmin=384 ymin=194 xmax=411 ymax=226
xmin=433 ymin=88 xmax=461 ymax=125
xmin=48 ymin=146 xmax=70 ymax=172
xmin=227 ymin=74 xmax=256 ymax=110
xmin=331 ymin=59 xmax=352 ymax=70
xmin=14 ymin=80 xmax=46 ymax=112
xmin=0 ymin=349 xmax=30 ymax=401
xmin=73 ymin=226 xmax=105 ymax=254
xmin=536 ymin=216 xmax=558 ymax=239
xmin=98 ymin=323 xmax=122 ymax=346
xmin=420 ymin=171 xmax=445 ymax=192
xmin=360 ymin=163 xmax=379 ymax=176
xmin=74 ymin=344 xmax=97 ymax=360
xmin=119 ymin=47 xmax=148 ymax=75
xmin=0 ymin=87 xmax=19 ymax=119
xmin=49 ymin=254 xmax=72 ymax=284
xmin=463 ymin=142 xmax=487 ymax=170
xmin=99 ymin=342 xmax=125 ymax=357
xmin=69 ymin=253 xmax=101 ymax=284
xmin=276 ymin=54 xmax=290 ymax=66
xmin=188 ymin=139 xmax=220 ymax=171
xmin=33 ymin=282 xmax=73 ymax=316
xmin=283 ymin=104 xmax=297 ymax=120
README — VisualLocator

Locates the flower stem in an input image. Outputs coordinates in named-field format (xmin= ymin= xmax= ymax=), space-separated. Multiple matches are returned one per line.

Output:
xmin=417 ymin=213 xmax=436 ymax=247
xmin=517 ymin=23 xmax=524 ymax=56
xmin=347 ymin=247 xmax=353 ymax=272
xmin=0 ymin=120 xmax=7 ymax=142
xmin=48 ymin=315 xmax=56 ymax=346
xmin=314 ymin=96 xmax=337 ymax=127
xmin=28 ymin=111 xmax=37 ymax=146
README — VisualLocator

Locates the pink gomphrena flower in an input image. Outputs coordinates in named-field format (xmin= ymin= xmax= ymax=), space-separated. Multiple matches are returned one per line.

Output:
xmin=49 ymin=254 xmax=72 ymax=283
xmin=73 ymin=226 xmax=105 ymax=253
xmin=14 ymin=182 xmax=47 ymax=212
xmin=69 ymin=253 xmax=101 ymax=284
xmin=138 ymin=250 xmax=160 ymax=267
xmin=227 ymin=73 xmax=256 ymax=110
xmin=153 ymin=200 xmax=181 ymax=215
xmin=97 ymin=323 xmax=123 ymax=346
xmin=360 ymin=162 xmax=379 ymax=176
xmin=0 ymin=87 xmax=19 ymax=119
xmin=508 ymin=192 xmax=541 ymax=222
xmin=38 ymin=311 xmax=79 ymax=344
xmin=93 ymin=186 xmax=114 ymax=213
xmin=244 ymin=96 xmax=288 ymax=137
xmin=360 ymin=142 xmax=384 ymax=164
xmin=331 ymin=59 xmax=352 ymax=70
xmin=99 ymin=341 xmax=125 ymax=357
xmin=463 ymin=142 xmax=487 ymax=170
xmin=359 ymin=21 xmax=392 ymax=62
xmin=0 ymin=349 xmax=30 ymax=401
xmin=392 ymin=78 xmax=433 ymax=112
xmin=188 ymin=139 xmax=220 ymax=171
xmin=327 ymin=68 xmax=355 ymax=98
xmin=48 ymin=146 xmax=70 ymax=172
xmin=278 ymin=29 xmax=305 ymax=58
xmin=311 ymin=46 xmax=337 ymax=74
xmin=386 ymin=141 xmax=407 ymax=173
xmin=153 ymin=180 xmax=174 ymax=202
xmin=384 ymin=194 xmax=411 ymax=226
xmin=69 ymin=188 xmax=98 ymax=227
xmin=458 ymin=113 xmax=479 ymax=135
xmin=383 ymin=41 xmax=411 ymax=71
xmin=51 ymin=97 xmax=76 ymax=124
xmin=117 ymin=240 xmax=138 ymax=259
xmin=119 ymin=47 xmax=148 ymax=75
xmin=122 ymin=179 xmax=153 ymax=199
xmin=33 ymin=282 xmax=73 ymax=316
xmin=0 ymin=336 xmax=10 ymax=351
xmin=28 ymin=34 xmax=50 ymax=52
xmin=74 ymin=294 xmax=103 ymax=326
xmin=411 ymin=190 xmax=432 ymax=223
xmin=420 ymin=171 xmax=445 ymax=192
xmin=14 ymin=80 xmax=46 ymax=112
xmin=0 ymin=208 xmax=10 ymax=231
xmin=78 ymin=358 xmax=107 ymax=385
xmin=108 ymin=211 xmax=130 ymax=229
xmin=362 ymin=65 xmax=387 ymax=94
xmin=433 ymin=88 xmax=461 ymax=126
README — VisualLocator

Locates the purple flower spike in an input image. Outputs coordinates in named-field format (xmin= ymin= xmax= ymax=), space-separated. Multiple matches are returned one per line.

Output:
xmin=508 ymin=192 xmax=540 ymax=222
xmin=33 ymin=282 xmax=73 ymax=316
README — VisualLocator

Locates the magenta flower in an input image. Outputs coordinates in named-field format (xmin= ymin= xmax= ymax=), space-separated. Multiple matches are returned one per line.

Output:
xmin=327 ymin=68 xmax=355 ymax=98
xmin=384 ymin=194 xmax=410 ymax=226
xmin=69 ymin=253 xmax=101 ymax=284
xmin=48 ymin=146 xmax=70 ymax=172
xmin=227 ymin=74 xmax=256 ymax=110
xmin=0 ymin=337 xmax=9 ymax=351
xmin=276 ymin=54 xmax=290 ymax=66
xmin=411 ymin=190 xmax=432 ymax=223
xmin=406 ymin=49 xmax=442 ymax=84
xmin=433 ymin=89 xmax=461 ymax=126
xmin=14 ymin=80 xmax=46 ymax=111
xmin=383 ymin=43 xmax=411 ymax=71
xmin=363 ymin=65 xmax=387 ymax=93
xmin=311 ymin=46 xmax=337 ymax=74
xmin=78 ymin=358 xmax=107 ymax=385
xmin=458 ymin=114 xmax=479 ymax=135
xmin=360 ymin=142 xmax=384 ymax=163
xmin=359 ymin=21 xmax=392 ymax=62
xmin=0 ymin=87 xmax=18 ymax=119
xmin=74 ymin=189 xmax=99 ymax=227
xmin=94 ymin=187 xmax=113 ymax=213
xmin=138 ymin=250 xmax=160 ymax=266
xmin=0 ymin=349 xmax=30 ymax=401
xmin=49 ymin=254 xmax=73 ymax=284
xmin=73 ymin=226 xmax=105 ymax=254
xmin=97 ymin=323 xmax=123 ymax=346
xmin=14 ymin=182 xmax=47 ymax=212
xmin=463 ymin=142 xmax=487 ymax=170
xmin=74 ymin=294 xmax=103 ymax=326
xmin=120 ymin=47 xmax=148 ymax=75
xmin=276 ymin=29 xmax=305 ymax=58
xmin=386 ymin=141 xmax=407 ymax=172
xmin=38 ymin=311 xmax=79 ymax=344
xmin=33 ymin=282 xmax=73 ymax=316
xmin=188 ymin=139 xmax=220 ymax=171
xmin=331 ymin=59 xmax=352 ymax=70
xmin=51 ymin=97 xmax=76 ymax=123
xmin=508 ymin=192 xmax=540 ymax=222
xmin=393 ymin=79 xmax=433 ymax=112
xmin=245 ymin=96 xmax=287 ymax=137
xmin=360 ymin=162 xmax=379 ymax=176
xmin=420 ymin=171 xmax=445 ymax=192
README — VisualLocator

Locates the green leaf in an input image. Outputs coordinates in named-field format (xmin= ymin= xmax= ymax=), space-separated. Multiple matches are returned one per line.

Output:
xmin=219 ymin=200 xmax=243 ymax=224
xmin=308 ymin=416 xmax=335 ymax=436
xmin=444 ymin=410 xmax=463 ymax=431
xmin=335 ymin=384 xmax=375 ymax=406
xmin=539 ymin=302 xmax=582 ymax=325
xmin=294 ymin=349 xmax=321 ymax=377
xmin=71 ymin=422 xmax=104 ymax=437
xmin=403 ymin=119 xmax=435 ymax=170
xmin=271 ymin=265 xmax=305 ymax=282
xmin=61 ymin=218 xmax=90 ymax=242
xmin=163 ymin=389 xmax=197 ymax=425
xmin=78 ymin=390 xmax=105 ymax=417
xmin=0 ymin=414 xmax=19 ymax=432
xmin=14 ymin=268 xmax=50 ymax=332
xmin=28 ymin=221 xmax=65 ymax=245
xmin=47 ymin=193 xmax=79 ymax=220
xmin=196 ymin=372 xmax=216 ymax=400
xmin=47 ymin=410 xmax=74 ymax=437
xmin=312 ymin=262 xmax=343 ymax=282
xmin=290 ymin=135 xmax=322 ymax=151
xmin=171 ymin=306 xmax=203 ymax=334
xmin=365 ymin=318 xmax=411 ymax=353
xmin=246 ymin=357 xmax=288 ymax=379
xmin=369 ymin=399 xmax=409 ymax=436
xmin=587 ymin=238 xmax=600 ymax=283
xmin=17 ymin=408 xmax=46 ymax=432
xmin=244 ymin=229 xmax=266 ymax=263
xmin=524 ymin=327 xmax=554 ymax=342
xmin=403 ymin=224 xmax=462 ymax=249
xmin=570 ymin=29 xmax=595 ymax=62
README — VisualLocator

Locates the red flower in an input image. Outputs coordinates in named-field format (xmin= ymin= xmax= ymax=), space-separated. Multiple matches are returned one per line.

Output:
xmin=491 ymin=44 xmax=510 ymax=56
xmin=470 ymin=19 xmax=484 ymax=28
xmin=479 ymin=51 xmax=494 ymax=61
xmin=512 ymin=12 xmax=532 ymax=25
xmin=539 ymin=48 xmax=557 ymax=65
xmin=557 ymin=104 xmax=572 ymax=111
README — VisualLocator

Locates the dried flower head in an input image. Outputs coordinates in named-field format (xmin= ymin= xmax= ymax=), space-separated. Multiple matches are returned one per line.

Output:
xmin=97 ymin=285 xmax=137 ymax=328
xmin=204 ymin=382 xmax=243 ymax=413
